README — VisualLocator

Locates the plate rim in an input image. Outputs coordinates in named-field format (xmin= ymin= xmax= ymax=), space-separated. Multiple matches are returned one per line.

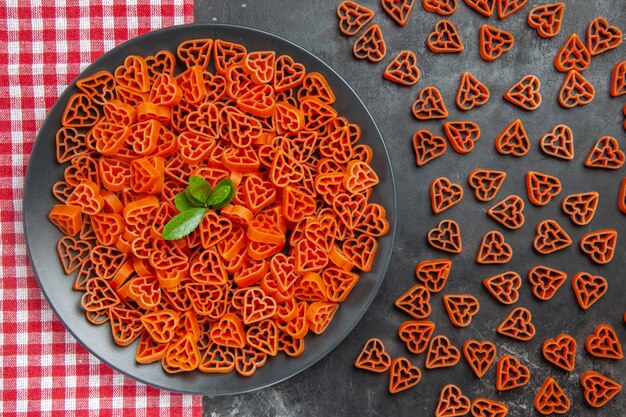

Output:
xmin=23 ymin=22 xmax=397 ymax=395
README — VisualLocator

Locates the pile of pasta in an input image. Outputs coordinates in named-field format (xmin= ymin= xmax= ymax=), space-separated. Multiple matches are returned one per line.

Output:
xmin=48 ymin=38 xmax=389 ymax=375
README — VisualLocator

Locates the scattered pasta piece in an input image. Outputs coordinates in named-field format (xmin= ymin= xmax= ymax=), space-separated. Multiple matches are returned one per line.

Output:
xmin=479 ymin=24 xmax=514 ymax=62
xmin=443 ymin=294 xmax=480 ymax=327
xmin=476 ymin=231 xmax=512 ymax=265
xmin=503 ymin=75 xmax=541 ymax=111
xmin=468 ymin=169 xmax=505 ymax=202
xmin=443 ymin=121 xmax=481 ymax=154
xmin=528 ymin=266 xmax=567 ymax=301
xmin=423 ymin=0 xmax=458 ymax=16
xmin=337 ymin=1 xmax=375 ymax=36
xmin=415 ymin=258 xmax=451 ymax=292
xmin=463 ymin=340 xmax=496 ymax=378
xmin=586 ymin=17 xmax=623 ymax=56
xmin=382 ymin=0 xmax=416 ymax=26
xmin=581 ymin=371 xmax=622 ymax=408
xmin=526 ymin=171 xmax=561 ymax=206
xmin=554 ymin=34 xmax=591 ymax=72
xmin=389 ymin=357 xmax=422 ymax=393
xmin=558 ymin=70 xmax=595 ymax=108
xmin=527 ymin=3 xmax=565 ymax=38
xmin=456 ymin=72 xmax=490 ymax=111
xmin=428 ymin=219 xmax=462 ymax=254
xmin=561 ymin=192 xmax=598 ymax=226
xmin=487 ymin=195 xmax=524 ymax=230
xmin=412 ymin=86 xmax=449 ymax=120
xmin=534 ymin=377 xmax=570 ymax=415
xmin=395 ymin=284 xmax=432 ymax=319
xmin=398 ymin=320 xmax=435 ymax=354
xmin=542 ymin=334 xmax=576 ymax=372
xmin=412 ymin=129 xmax=447 ymax=166
xmin=496 ymin=354 xmax=530 ymax=391
xmin=586 ymin=324 xmax=624 ymax=360
xmin=572 ymin=272 xmax=608 ymax=310
xmin=426 ymin=335 xmax=461 ymax=369
xmin=430 ymin=177 xmax=464 ymax=214
xmin=584 ymin=136 xmax=624 ymax=170
xmin=496 ymin=307 xmax=535 ymax=341
xmin=539 ymin=124 xmax=574 ymax=160
xmin=497 ymin=0 xmax=527 ymax=19
xmin=470 ymin=398 xmax=508 ymax=417
xmin=464 ymin=0 xmax=495 ymax=17
xmin=354 ymin=338 xmax=391 ymax=372
xmin=533 ymin=219 xmax=571 ymax=254
xmin=483 ymin=271 xmax=521 ymax=304
xmin=611 ymin=60 xmax=626 ymax=97
xmin=580 ymin=229 xmax=617 ymax=264
xmin=427 ymin=20 xmax=464 ymax=53
xmin=435 ymin=384 xmax=470 ymax=417
xmin=353 ymin=24 xmax=387 ymax=62
xmin=495 ymin=119 xmax=530 ymax=157
xmin=383 ymin=51 xmax=420 ymax=86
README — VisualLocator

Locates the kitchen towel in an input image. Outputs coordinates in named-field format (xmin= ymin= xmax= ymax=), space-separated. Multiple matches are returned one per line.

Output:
xmin=0 ymin=1 xmax=201 ymax=416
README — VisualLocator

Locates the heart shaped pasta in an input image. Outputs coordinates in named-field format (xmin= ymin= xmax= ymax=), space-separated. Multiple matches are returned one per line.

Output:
xmin=540 ymin=124 xmax=574 ymax=160
xmin=436 ymin=384 xmax=470 ymax=417
xmin=388 ymin=357 xmax=422 ymax=393
xmin=412 ymin=86 xmax=448 ymax=120
xmin=496 ymin=354 xmax=530 ymax=391
xmin=527 ymin=3 xmax=564 ymax=38
xmin=476 ymin=231 xmax=512 ymax=264
xmin=463 ymin=340 xmax=496 ymax=378
xmin=430 ymin=177 xmax=464 ymax=214
xmin=528 ymin=266 xmax=568 ymax=301
xmin=428 ymin=219 xmax=462 ymax=254
xmin=398 ymin=320 xmax=436 ymax=354
xmin=412 ymin=129 xmax=447 ymax=166
xmin=496 ymin=307 xmax=535 ymax=341
xmin=354 ymin=338 xmax=391 ymax=372
xmin=534 ymin=377 xmax=570 ymax=415
xmin=456 ymin=72 xmax=490 ymax=110
xmin=383 ymin=50 xmax=421 ymax=86
xmin=352 ymin=24 xmax=387 ymax=62
xmin=503 ymin=74 xmax=541 ymax=111
xmin=581 ymin=371 xmax=622 ymax=408
xmin=427 ymin=20 xmax=464 ymax=53
xmin=587 ymin=17 xmax=623 ymax=56
xmin=586 ymin=324 xmax=624 ymax=359
xmin=542 ymin=334 xmax=576 ymax=372
xmin=580 ymin=229 xmax=617 ymax=264
xmin=468 ymin=169 xmax=506 ymax=202
xmin=443 ymin=294 xmax=480 ymax=327
xmin=479 ymin=24 xmax=514 ymax=62
xmin=426 ymin=335 xmax=460 ymax=369
xmin=415 ymin=258 xmax=451 ymax=292
xmin=336 ymin=1 xmax=374 ymax=36
xmin=483 ymin=271 xmax=521 ymax=305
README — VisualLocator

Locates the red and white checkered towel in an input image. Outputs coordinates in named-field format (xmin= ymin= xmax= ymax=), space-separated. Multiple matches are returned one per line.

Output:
xmin=0 ymin=1 xmax=202 ymax=416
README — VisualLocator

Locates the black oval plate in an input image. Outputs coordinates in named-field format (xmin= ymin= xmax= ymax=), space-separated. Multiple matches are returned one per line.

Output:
xmin=23 ymin=23 xmax=397 ymax=395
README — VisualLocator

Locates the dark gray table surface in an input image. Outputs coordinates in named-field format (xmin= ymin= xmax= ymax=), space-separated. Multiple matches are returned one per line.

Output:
xmin=194 ymin=1 xmax=625 ymax=416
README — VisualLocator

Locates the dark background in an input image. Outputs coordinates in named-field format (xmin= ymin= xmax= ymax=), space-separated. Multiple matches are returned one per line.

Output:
xmin=195 ymin=1 xmax=626 ymax=416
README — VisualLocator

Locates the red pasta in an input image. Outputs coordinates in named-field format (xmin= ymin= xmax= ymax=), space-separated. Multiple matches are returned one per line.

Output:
xmin=49 ymin=39 xmax=390 ymax=377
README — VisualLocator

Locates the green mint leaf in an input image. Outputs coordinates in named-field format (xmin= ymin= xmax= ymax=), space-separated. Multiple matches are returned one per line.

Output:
xmin=162 ymin=207 xmax=206 ymax=240
xmin=208 ymin=178 xmax=235 ymax=209
xmin=190 ymin=183 xmax=213 ymax=205
xmin=185 ymin=187 xmax=205 ymax=206
xmin=187 ymin=175 xmax=212 ymax=205
xmin=188 ymin=175 xmax=210 ymax=189
xmin=174 ymin=191 xmax=199 ymax=212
